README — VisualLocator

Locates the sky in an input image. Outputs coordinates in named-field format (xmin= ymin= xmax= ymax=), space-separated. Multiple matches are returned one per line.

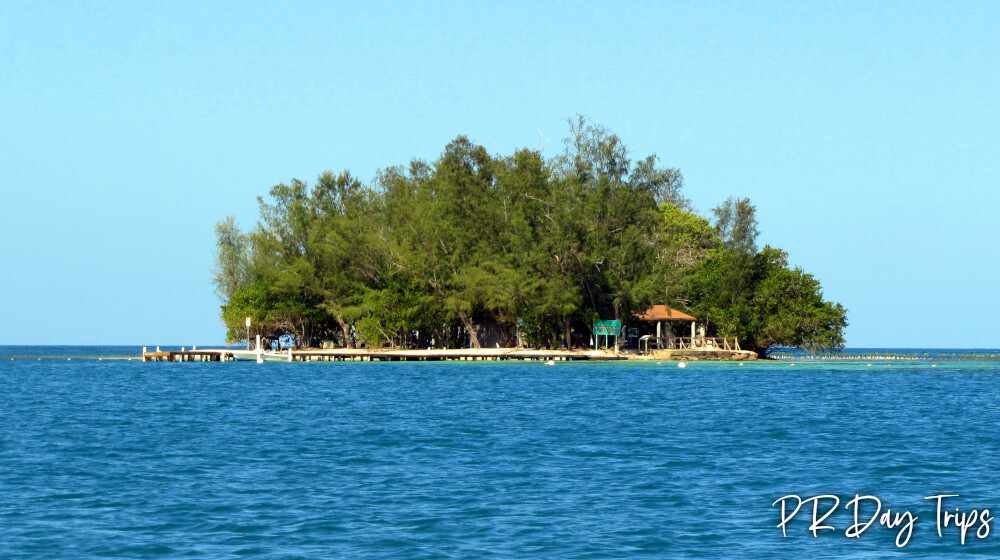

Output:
xmin=2 ymin=1 xmax=998 ymax=347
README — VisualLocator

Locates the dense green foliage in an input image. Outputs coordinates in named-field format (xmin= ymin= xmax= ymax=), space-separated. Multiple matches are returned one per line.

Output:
xmin=213 ymin=119 xmax=847 ymax=354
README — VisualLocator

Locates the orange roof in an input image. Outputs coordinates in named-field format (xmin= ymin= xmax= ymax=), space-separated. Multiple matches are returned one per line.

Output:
xmin=638 ymin=305 xmax=696 ymax=322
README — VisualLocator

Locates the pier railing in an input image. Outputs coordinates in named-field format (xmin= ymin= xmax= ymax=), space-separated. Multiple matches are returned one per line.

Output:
xmin=639 ymin=336 xmax=741 ymax=353
xmin=673 ymin=336 xmax=740 ymax=351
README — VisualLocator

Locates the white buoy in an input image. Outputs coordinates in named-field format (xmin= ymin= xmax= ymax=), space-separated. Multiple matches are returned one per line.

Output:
xmin=739 ymin=362 xmax=744 ymax=366
xmin=545 ymin=359 xmax=555 ymax=366
xmin=677 ymin=362 xmax=686 ymax=368
xmin=256 ymin=355 xmax=264 ymax=364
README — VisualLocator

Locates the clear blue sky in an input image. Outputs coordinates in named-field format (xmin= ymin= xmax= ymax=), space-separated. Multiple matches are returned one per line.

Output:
xmin=2 ymin=1 xmax=997 ymax=347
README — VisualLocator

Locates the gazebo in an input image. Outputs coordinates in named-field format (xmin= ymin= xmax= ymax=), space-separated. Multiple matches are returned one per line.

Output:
xmin=637 ymin=305 xmax=697 ymax=351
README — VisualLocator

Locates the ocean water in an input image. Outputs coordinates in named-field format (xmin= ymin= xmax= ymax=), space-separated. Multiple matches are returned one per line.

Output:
xmin=3 ymin=347 xmax=1000 ymax=558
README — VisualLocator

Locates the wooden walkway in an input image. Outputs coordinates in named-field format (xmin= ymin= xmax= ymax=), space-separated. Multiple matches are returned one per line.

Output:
xmin=141 ymin=347 xmax=628 ymax=363
xmin=141 ymin=347 xmax=228 ymax=362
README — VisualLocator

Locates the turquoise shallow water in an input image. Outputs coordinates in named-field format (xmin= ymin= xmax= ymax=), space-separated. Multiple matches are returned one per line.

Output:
xmin=3 ymin=347 xmax=1000 ymax=558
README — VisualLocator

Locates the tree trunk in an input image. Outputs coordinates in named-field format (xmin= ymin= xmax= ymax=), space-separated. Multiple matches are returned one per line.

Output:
xmin=564 ymin=319 xmax=572 ymax=350
xmin=336 ymin=315 xmax=354 ymax=349
xmin=456 ymin=308 xmax=481 ymax=348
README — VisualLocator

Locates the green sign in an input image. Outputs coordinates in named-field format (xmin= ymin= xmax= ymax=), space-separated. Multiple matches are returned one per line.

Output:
xmin=594 ymin=320 xmax=622 ymax=336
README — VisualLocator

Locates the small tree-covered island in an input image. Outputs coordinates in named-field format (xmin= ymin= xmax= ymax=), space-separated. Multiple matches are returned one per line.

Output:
xmin=213 ymin=118 xmax=847 ymax=359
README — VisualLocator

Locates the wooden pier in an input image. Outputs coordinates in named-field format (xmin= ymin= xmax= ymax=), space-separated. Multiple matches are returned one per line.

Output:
xmin=141 ymin=346 xmax=231 ymax=362
xmin=142 ymin=346 xmax=629 ymax=363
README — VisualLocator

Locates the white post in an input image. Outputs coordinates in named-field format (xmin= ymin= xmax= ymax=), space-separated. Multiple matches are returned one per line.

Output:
xmin=656 ymin=321 xmax=662 ymax=349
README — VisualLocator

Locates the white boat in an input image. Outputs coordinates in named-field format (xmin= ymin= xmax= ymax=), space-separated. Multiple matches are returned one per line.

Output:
xmin=229 ymin=348 xmax=292 ymax=362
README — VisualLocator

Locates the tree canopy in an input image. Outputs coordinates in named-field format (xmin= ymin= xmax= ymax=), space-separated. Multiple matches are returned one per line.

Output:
xmin=213 ymin=118 xmax=847 ymax=355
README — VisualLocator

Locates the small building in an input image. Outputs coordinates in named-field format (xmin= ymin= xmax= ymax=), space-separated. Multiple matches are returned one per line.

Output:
xmin=637 ymin=305 xmax=697 ymax=351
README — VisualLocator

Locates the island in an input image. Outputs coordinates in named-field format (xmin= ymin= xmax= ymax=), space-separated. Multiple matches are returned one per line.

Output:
xmin=206 ymin=118 xmax=846 ymax=361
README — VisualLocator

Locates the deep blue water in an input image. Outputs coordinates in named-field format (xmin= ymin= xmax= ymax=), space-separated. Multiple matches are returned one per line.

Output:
xmin=3 ymin=347 xmax=1000 ymax=558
